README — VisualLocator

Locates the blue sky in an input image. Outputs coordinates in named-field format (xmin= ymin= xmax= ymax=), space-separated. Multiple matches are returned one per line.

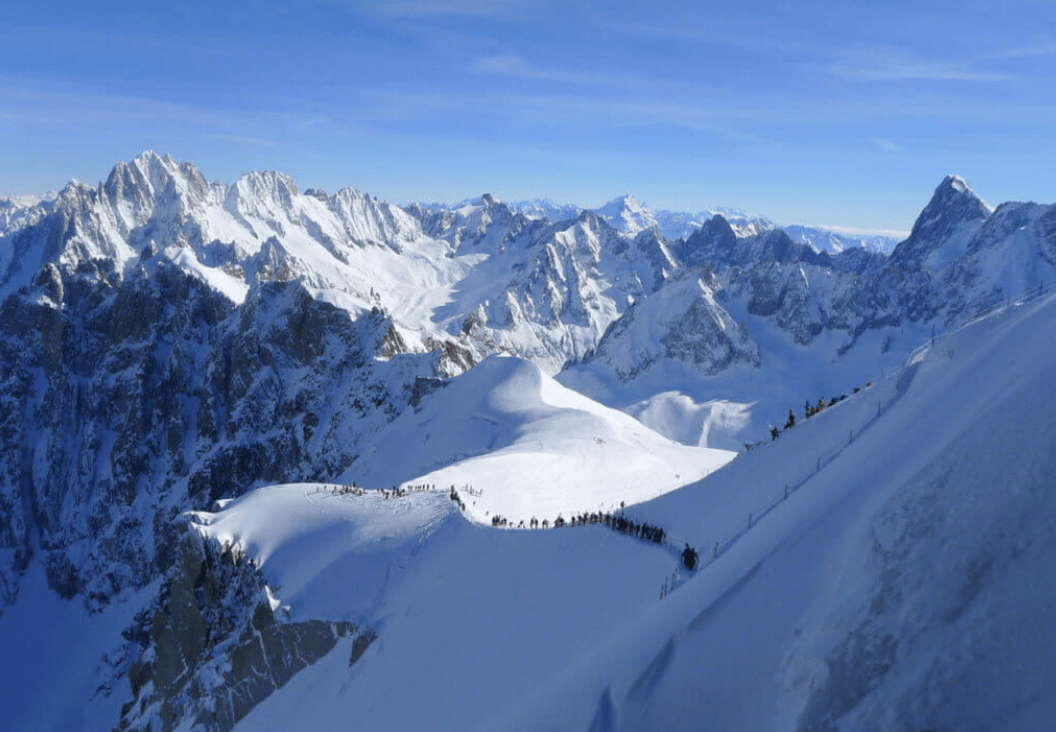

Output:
xmin=1 ymin=0 xmax=1054 ymax=232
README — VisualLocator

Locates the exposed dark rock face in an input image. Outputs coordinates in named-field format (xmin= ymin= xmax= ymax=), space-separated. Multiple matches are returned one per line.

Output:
xmin=680 ymin=215 xmax=738 ymax=268
xmin=0 ymin=261 xmax=435 ymax=616
xmin=891 ymin=175 xmax=992 ymax=267
xmin=116 ymin=525 xmax=375 ymax=732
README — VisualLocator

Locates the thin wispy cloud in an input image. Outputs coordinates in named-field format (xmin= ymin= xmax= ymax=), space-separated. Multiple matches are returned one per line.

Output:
xmin=868 ymin=138 xmax=902 ymax=153
xmin=805 ymin=223 xmax=910 ymax=238
xmin=613 ymin=20 xmax=832 ymax=59
xmin=0 ymin=110 xmax=54 ymax=124
xmin=0 ymin=75 xmax=324 ymax=147
xmin=354 ymin=77 xmax=1056 ymax=139
xmin=355 ymin=0 xmax=541 ymax=21
xmin=830 ymin=46 xmax=1011 ymax=82
xmin=205 ymin=134 xmax=277 ymax=148
xmin=982 ymin=40 xmax=1056 ymax=60
xmin=356 ymin=86 xmax=806 ymax=141
xmin=469 ymin=53 xmax=728 ymax=97
xmin=471 ymin=54 xmax=553 ymax=80
xmin=603 ymin=20 xmax=1018 ymax=86
xmin=835 ymin=63 xmax=1010 ymax=82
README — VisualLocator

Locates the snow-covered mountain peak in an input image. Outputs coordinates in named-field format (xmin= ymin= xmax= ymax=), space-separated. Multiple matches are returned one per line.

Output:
xmin=1 ymin=191 xmax=56 ymax=209
xmin=704 ymin=207 xmax=776 ymax=238
xmin=782 ymin=224 xmax=902 ymax=255
xmin=130 ymin=149 xmax=180 ymax=177
xmin=231 ymin=169 xmax=299 ymax=206
xmin=603 ymin=193 xmax=643 ymax=211
xmin=596 ymin=194 xmax=660 ymax=236
xmin=892 ymin=175 xmax=994 ymax=267
xmin=104 ymin=152 xmax=212 ymax=220
xmin=0 ymin=192 xmax=54 ymax=242
xmin=452 ymin=193 xmax=503 ymax=216
xmin=916 ymin=174 xmax=992 ymax=228
xmin=508 ymin=198 xmax=582 ymax=223
xmin=941 ymin=173 xmax=975 ymax=195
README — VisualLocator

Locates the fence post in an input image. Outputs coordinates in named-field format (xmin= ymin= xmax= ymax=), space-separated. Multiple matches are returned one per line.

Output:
xmin=784 ymin=483 xmax=788 ymax=499
xmin=747 ymin=513 xmax=752 ymax=530
xmin=817 ymin=457 xmax=821 ymax=473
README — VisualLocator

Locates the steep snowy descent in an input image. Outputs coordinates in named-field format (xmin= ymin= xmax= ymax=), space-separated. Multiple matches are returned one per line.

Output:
xmin=494 ymin=286 xmax=1056 ymax=732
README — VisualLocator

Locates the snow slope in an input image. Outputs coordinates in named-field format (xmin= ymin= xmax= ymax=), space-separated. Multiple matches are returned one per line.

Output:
xmin=188 ymin=285 xmax=1055 ymax=732
xmin=496 ymin=286 xmax=1056 ymax=732
xmin=194 ymin=488 xmax=676 ymax=732
xmin=0 ymin=560 xmax=148 ymax=732
xmin=341 ymin=355 xmax=734 ymax=524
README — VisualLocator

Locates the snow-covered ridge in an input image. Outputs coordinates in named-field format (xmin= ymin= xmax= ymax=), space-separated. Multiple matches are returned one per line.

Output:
xmin=340 ymin=355 xmax=734 ymax=523
xmin=1 ymin=152 xmax=445 ymax=324
xmin=2 ymin=153 xmax=1053 ymax=390
xmin=148 ymin=285 xmax=1056 ymax=732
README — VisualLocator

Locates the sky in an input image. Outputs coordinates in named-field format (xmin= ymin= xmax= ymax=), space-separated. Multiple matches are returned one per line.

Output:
xmin=1 ymin=0 xmax=1055 ymax=233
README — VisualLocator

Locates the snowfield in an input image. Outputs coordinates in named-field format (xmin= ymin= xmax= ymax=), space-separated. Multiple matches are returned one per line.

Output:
xmin=175 ymin=289 xmax=1056 ymax=732
xmin=340 ymin=355 xmax=734 ymax=524
xmin=193 ymin=489 xmax=677 ymax=732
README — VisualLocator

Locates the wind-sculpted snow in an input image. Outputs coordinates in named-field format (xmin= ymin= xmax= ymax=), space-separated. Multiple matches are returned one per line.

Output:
xmin=179 ymin=483 xmax=679 ymax=732
xmin=192 ymin=485 xmax=453 ymax=621
xmin=88 ymin=287 xmax=1053 ymax=732
xmin=341 ymin=356 xmax=734 ymax=524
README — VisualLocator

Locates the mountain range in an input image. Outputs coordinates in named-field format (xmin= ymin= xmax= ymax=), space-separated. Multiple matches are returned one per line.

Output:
xmin=0 ymin=152 xmax=1054 ymax=732
xmin=422 ymin=193 xmax=897 ymax=252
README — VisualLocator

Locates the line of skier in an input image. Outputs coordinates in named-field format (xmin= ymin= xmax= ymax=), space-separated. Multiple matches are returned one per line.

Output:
xmin=448 ymin=487 xmax=672 ymax=542
xmin=326 ymin=483 xmax=367 ymax=497
xmin=324 ymin=482 xmax=440 ymax=499
xmin=765 ymin=381 xmax=874 ymax=443
xmin=447 ymin=487 xmax=700 ymax=574
xmin=380 ymin=483 xmax=436 ymax=499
